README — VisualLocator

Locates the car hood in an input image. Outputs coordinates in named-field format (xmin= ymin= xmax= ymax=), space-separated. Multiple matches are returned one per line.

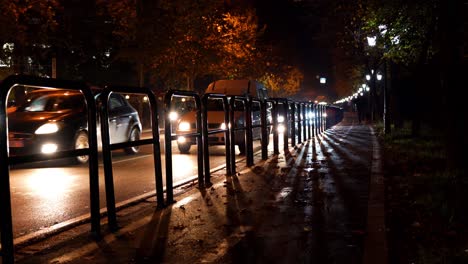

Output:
xmin=8 ymin=110 xmax=79 ymax=132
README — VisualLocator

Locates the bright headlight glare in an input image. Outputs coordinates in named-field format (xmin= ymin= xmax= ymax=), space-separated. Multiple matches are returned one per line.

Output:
xmin=35 ymin=123 xmax=59 ymax=134
xmin=178 ymin=121 xmax=191 ymax=131
xmin=41 ymin=143 xmax=58 ymax=154
xmin=277 ymin=115 xmax=285 ymax=123
xmin=277 ymin=124 xmax=285 ymax=134
xmin=220 ymin=123 xmax=231 ymax=129
xmin=169 ymin=111 xmax=178 ymax=121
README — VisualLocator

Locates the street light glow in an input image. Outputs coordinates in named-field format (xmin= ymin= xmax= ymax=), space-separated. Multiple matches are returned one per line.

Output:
xmin=367 ymin=36 xmax=377 ymax=46
xmin=320 ymin=77 xmax=326 ymax=84
xmin=366 ymin=75 xmax=371 ymax=81
xmin=377 ymin=74 xmax=383 ymax=80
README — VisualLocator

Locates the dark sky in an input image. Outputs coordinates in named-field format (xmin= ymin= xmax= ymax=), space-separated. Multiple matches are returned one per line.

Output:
xmin=253 ymin=0 xmax=337 ymax=101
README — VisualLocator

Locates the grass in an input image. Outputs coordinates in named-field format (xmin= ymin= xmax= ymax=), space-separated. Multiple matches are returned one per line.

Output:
xmin=378 ymin=122 xmax=468 ymax=264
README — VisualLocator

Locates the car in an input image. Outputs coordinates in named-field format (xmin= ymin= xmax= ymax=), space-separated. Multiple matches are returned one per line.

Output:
xmin=7 ymin=88 xmax=142 ymax=164
xmin=175 ymin=80 xmax=270 ymax=154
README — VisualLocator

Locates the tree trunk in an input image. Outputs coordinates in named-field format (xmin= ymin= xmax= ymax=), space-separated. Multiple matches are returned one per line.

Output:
xmin=440 ymin=0 xmax=467 ymax=172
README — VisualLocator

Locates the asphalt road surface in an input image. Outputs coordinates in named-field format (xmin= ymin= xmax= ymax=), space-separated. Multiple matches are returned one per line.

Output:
xmin=9 ymin=137 xmax=267 ymax=240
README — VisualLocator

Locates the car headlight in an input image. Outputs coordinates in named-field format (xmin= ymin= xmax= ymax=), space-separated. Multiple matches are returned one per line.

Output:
xmin=178 ymin=121 xmax=191 ymax=131
xmin=169 ymin=111 xmax=178 ymax=121
xmin=277 ymin=124 xmax=286 ymax=133
xmin=35 ymin=123 xmax=59 ymax=134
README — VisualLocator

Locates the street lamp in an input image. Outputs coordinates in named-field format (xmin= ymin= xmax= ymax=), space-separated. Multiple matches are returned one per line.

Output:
xmin=366 ymin=26 xmax=390 ymax=134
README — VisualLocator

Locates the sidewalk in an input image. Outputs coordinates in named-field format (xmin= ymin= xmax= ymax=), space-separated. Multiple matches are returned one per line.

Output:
xmin=14 ymin=112 xmax=386 ymax=264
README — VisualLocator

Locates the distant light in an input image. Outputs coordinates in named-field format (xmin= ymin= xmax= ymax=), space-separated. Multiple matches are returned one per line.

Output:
xmin=320 ymin=77 xmax=326 ymax=84
xmin=379 ymin=25 xmax=387 ymax=35
xmin=143 ymin=96 xmax=148 ymax=102
xmin=377 ymin=74 xmax=383 ymax=81
xmin=125 ymin=95 xmax=130 ymax=99
xmin=366 ymin=75 xmax=371 ymax=81
xmin=367 ymin=36 xmax=377 ymax=47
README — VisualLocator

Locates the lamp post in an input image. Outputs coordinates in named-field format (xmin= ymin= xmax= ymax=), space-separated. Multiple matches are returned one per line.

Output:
xmin=367 ymin=33 xmax=390 ymax=134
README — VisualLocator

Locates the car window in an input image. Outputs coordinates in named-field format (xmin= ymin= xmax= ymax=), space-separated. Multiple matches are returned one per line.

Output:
xmin=21 ymin=93 xmax=84 ymax=112
xmin=109 ymin=94 xmax=125 ymax=110
xmin=206 ymin=99 xmax=225 ymax=111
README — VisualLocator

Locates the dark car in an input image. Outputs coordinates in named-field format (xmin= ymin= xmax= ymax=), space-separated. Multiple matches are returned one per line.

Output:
xmin=8 ymin=88 xmax=142 ymax=164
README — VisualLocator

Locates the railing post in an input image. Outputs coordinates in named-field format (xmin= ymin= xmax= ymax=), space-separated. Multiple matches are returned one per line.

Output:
xmin=273 ymin=100 xmax=279 ymax=155
xmin=291 ymin=103 xmax=296 ymax=146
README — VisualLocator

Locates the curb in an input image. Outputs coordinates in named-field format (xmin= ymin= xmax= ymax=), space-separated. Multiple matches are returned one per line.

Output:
xmin=363 ymin=126 xmax=388 ymax=264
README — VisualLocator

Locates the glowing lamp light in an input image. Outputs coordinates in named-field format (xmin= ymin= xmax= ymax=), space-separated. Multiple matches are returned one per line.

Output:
xmin=367 ymin=36 xmax=377 ymax=47
xmin=377 ymin=74 xmax=383 ymax=81
xmin=320 ymin=77 xmax=326 ymax=84
xmin=366 ymin=75 xmax=371 ymax=81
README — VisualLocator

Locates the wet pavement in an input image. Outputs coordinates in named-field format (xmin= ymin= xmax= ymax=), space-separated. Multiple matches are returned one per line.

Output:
xmin=13 ymin=112 xmax=386 ymax=264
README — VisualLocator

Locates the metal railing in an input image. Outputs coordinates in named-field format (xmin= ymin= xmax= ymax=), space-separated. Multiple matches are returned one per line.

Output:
xmin=0 ymin=74 xmax=344 ymax=263
xmin=164 ymin=90 xmax=203 ymax=203
xmin=99 ymin=86 xmax=164 ymax=230
xmin=202 ymin=93 xmax=231 ymax=184
xmin=0 ymin=75 xmax=101 ymax=263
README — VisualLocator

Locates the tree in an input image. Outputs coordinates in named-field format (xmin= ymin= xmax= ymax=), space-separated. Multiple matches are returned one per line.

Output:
xmin=260 ymin=65 xmax=303 ymax=98
xmin=341 ymin=0 xmax=467 ymax=171
xmin=0 ymin=0 xmax=61 ymax=76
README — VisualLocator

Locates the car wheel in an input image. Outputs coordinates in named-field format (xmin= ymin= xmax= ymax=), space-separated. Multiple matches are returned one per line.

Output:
xmin=74 ymin=131 xmax=89 ymax=164
xmin=177 ymin=143 xmax=191 ymax=154
xmin=125 ymin=127 xmax=141 ymax=155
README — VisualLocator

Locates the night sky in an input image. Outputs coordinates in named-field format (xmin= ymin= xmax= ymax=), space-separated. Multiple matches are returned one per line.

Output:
xmin=253 ymin=0 xmax=337 ymax=101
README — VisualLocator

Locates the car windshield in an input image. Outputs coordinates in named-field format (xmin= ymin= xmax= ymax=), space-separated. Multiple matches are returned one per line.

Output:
xmin=19 ymin=93 xmax=85 ymax=112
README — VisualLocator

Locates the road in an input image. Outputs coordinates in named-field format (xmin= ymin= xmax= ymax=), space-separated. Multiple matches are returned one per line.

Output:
xmin=8 ymin=136 xmax=267 ymax=240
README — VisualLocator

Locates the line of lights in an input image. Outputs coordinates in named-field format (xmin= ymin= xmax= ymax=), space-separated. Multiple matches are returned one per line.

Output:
xmin=333 ymin=83 xmax=370 ymax=104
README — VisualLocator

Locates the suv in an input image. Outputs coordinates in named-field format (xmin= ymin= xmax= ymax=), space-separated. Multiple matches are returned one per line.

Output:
xmin=175 ymin=80 xmax=270 ymax=154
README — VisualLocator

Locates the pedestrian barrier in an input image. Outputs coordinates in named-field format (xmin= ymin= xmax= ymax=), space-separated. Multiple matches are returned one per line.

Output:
xmin=0 ymin=74 xmax=343 ymax=263
xmin=228 ymin=95 xmax=250 ymax=173
xmin=0 ymin=75 xmax=101 ymax=263
xmin=99 ymin=86 xmax=164 ymax=230
xmin=201 ymin=93 xmax=231 ymax=184
xmin=261 ymin=99 xmax=274 ymax=160
xmin=273 ymin=98 xmax=294 ymax=152
xmin=164 ymin=90 xmax=203 ymax=203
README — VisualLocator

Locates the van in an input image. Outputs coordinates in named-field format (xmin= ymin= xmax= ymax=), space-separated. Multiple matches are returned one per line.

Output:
xmin=205 ymin=80 xmax=268 ymax=101
xmin=175 ymin=79 xmax=270 ymax=154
